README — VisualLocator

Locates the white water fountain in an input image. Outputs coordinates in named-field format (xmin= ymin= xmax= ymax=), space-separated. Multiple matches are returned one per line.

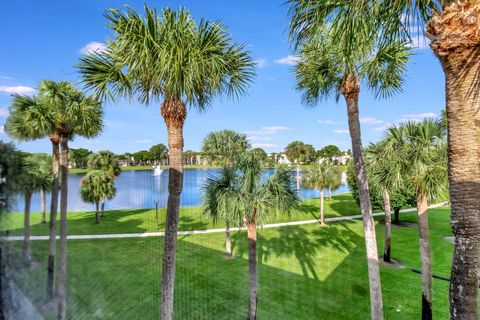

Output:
xmin=153 ymin=164 xmax=163 ymax=176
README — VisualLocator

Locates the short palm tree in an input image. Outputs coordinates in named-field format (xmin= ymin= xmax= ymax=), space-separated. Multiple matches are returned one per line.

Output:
xmin=201 ymin=130 xmax=250 ymax=167
xmin=202 ymin=129 xmax=250 ymax=257
xmin=28 ymin=153 xmax=53 ymax=224
xmin=87 ymin=150 xmax=121 ymax=215
xmin=385 ymin=119 xmax=447 ymax=318
xmin=204 ymin=157 xmax=300 ymax=320
xmin=77 ymin=6 xmax=254 ymax=319
xmin=18 ymin=155 xmax=50 ymax=267
xmin=302 ymin=161 xmax=336 ymax=225
xmin=80 ymin=170 xmax=117 ymax=224
xmin=289 ymin=4 xmax=411 ymax=316
xmin=366 ymin=140 xmax=402 ymax=263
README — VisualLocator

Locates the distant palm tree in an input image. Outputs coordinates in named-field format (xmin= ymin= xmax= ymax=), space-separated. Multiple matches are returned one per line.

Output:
xmin=29 ymin=153 xmax=53 ymax=224
xmin=202 ymin=129 xmax=250 ymax=257
xmin=80 ymin=170 xmax=116 ymax=224
xmin=87 ymin=150 xmax=121 ymax=215
xmin=302 ymin=161 xmax=337 ymax=225
xmin=201 ymin=130 xmax=250 ymax=167
xmin=203 ymin=157 xmax=300 ymax=320
xmin=385 ymin=119 xmax=447 ymax=318
xmin=18 ymin=155 xmax=51 ymax=267
xmin=289 ymin=3 xmax=411 ymax=315
xmin=77 ymin=6 xmax=254 ymax=318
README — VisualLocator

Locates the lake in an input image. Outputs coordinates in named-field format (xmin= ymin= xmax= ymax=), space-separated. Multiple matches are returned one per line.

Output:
xmin=12 ymin=168 xmax=350 ymax=212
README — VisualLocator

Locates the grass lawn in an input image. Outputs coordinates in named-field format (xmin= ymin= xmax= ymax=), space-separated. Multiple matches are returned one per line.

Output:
xmin=1 ymin=193 xmax=360 ymax=236
xmin=5 ymin=207 xmax=456 ymax=319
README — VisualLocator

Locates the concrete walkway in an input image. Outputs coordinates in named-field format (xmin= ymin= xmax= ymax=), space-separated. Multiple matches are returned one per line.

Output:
xmin=1 ymin=202 xmax=449 ymax=241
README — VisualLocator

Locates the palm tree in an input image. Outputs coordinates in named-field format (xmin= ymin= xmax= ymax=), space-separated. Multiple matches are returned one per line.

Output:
xmin=202 ymin=130 xmax=250 ymax=166
xmin=77 ymin=6 xmax=254 ymax=318
xmin=80 ymin=170 xmax=116 ymax=224
xmin=5 ymin=80 xmax=102 ymax=300
xmin=201 ymin=129 xmax=250 ymax=257
xmin=284 ymin=141 xmax=315 ymax=190
xmin=87 ymin=150 xmax=121 ymax=215
xmin=28 ymin=153 xmax=53 ymax=224
xmin=302 ymin=161 xmax=336 ymax=225
xmin=385 ymin=119 xmax=447 ymax=319
xmin=366 ymin=140 xmax=402 ymax=263
xmin=203 ymin=157 xmax=300 ymax=320
xmin=289 ymin=4 xmax=411 ymax=316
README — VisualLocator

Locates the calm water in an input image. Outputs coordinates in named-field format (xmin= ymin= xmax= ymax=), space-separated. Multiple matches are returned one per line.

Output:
xmin=13 ymin=168 xmax=350 ymax=212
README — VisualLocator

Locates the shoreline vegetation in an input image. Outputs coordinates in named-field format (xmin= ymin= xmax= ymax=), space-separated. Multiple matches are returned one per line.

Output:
xmin=69 ymin=164 xmax=347 ymax=174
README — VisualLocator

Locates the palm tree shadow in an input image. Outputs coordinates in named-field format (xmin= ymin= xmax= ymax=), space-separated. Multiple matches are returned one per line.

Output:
xmin=231 ymin=223 xmax=360 ymax=281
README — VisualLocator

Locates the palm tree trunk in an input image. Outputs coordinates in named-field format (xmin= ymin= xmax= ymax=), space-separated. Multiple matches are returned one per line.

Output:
xmin=40 ymin=189 xmax=47 ymax=224
xmin=428 ymin=3 xmax=480 ymax=318
xmin=416 ymin=192 xmax=432 ymax=320
xmin=58 ymin=134 xmax=69 ymax=320
xmin=100 ymin=199 xmax=105 ymax=217
xmin=383 ymin=188 xmax=391 ymax=263
xmin=23 ymin=192 xmax=32 ymax=267
xmin=393 ymin=208 xmax=400 ymax=225
xmin=328 ymin=186 xmax=332 ymax=201
xmin=342 ymin=74 xmax=383 ymax=319
xmin=95 ymin=201 xmax=100 ymax=224
xmin=247 ymin=217 xmax=258 ymax=320
xmin=319 ymin=188 xmax=325 ymax=225
xmin=47 ymin=138 xmax=60 ymax=300
xmin=225 ymin=219 xmax=232 ymax=258
xmin=159 ymin=100 xmax=186 ymax=320
xmin=296 ymin=162 xmax=300 ymax=191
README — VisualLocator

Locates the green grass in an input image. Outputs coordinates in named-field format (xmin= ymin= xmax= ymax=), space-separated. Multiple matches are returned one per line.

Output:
xmin=1 ymin=193 xmax=360 ymax=236
xmin=5 ymin=207 xmax=457 ymax=319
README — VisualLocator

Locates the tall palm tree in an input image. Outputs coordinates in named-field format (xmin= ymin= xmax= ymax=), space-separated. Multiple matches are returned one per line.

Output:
xmin=6 ymin=80 xmax=81 ymax=301
xmin=80 ymin=170 xmax=117 ymax=224
xmin=203 ymin=157 xmax=300 ymax=320
xmin=29 ymin=153 xmax=53 ymax=224
xmin=302 ymin=161 xmax=336 ymax=225
xmin=289 ymin=4 xmax=411 ymax=316
xmin=202 ymin=129 xmax=250 ymax=257
xmin=87 ymin=150 xmax=121 ymax=215
xmin=385 ymin=119 xmax=447 ymax=319
xmin=77 ymin=6 xmax=254 ymax=319
xmin=366 ymin=140 xmax=402 ymax=263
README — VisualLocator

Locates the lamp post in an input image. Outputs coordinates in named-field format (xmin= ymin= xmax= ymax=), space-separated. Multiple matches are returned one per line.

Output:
xmin=154 ymin=200 xmax=159 ymax=230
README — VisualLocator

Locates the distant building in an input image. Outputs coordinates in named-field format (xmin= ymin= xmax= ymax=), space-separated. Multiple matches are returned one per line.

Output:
xmin=318 ymin=152 xmax=351 ymax=165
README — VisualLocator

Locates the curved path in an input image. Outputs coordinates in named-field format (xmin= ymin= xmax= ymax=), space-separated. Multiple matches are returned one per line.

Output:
xmin=2 ymin=202 xmax=449 ymax=241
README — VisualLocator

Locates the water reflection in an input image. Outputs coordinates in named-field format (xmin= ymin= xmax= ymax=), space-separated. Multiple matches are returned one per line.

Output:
xmin=13 ymin=168 xmax=350 ymax=212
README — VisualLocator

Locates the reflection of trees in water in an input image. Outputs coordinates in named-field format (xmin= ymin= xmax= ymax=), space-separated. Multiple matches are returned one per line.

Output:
xmin=232 ymin=223 xmax=359 ymax=280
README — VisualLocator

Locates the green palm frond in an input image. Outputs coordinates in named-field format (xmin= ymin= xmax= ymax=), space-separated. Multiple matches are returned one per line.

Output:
xmin=80 ymin=170 xmax=117 ymax=204
xmin=78 ymin=6 xmax=255 ymax=108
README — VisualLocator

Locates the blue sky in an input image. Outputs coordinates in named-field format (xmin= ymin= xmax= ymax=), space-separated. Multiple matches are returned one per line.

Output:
xmin=0 ymin=0 xmax=445 ymax=154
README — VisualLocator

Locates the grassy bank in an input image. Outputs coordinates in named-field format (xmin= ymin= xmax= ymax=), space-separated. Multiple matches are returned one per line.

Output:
xmin=2 ymin=194 xmax=359 ymax=235
xmin=5 ymin=207 xmax=455 ymax=319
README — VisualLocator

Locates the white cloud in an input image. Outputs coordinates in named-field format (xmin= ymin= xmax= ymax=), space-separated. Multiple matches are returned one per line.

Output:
xmin=0 ymin=125 xmax=4 ymax=135
xmin=360 ymin=117 xmax=384 ymax=125
xmin=402 ymin=112 xmax=436 ymax=119
xmin=261 ymin=126 xmax=289 ymax=133
xmin=333 ymin=129 xmax=349 ymax=134
xmin=0 ymin=108 xmax=9 ymax=117
xmin=0 ymin=85 xmax=36 ymax=94
xmin=80 ymin=41 xmax=107 ymax=55
xmin=134 ymin=139 xmax=153 ymax=144
xmin=274 ymin=55 xmax=300 ymax=66
xmin=253 ymin=143 xmax=277 ymax=149
xmin=372 ymin=124 xmax=392 ymax=132
xmin=254 ymin=59 xmax=267 ymax=68
xmin=0 ymin=76 xmax=14 ymax=80
xmin=317 ymin=120 xmax=344 ymax=125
